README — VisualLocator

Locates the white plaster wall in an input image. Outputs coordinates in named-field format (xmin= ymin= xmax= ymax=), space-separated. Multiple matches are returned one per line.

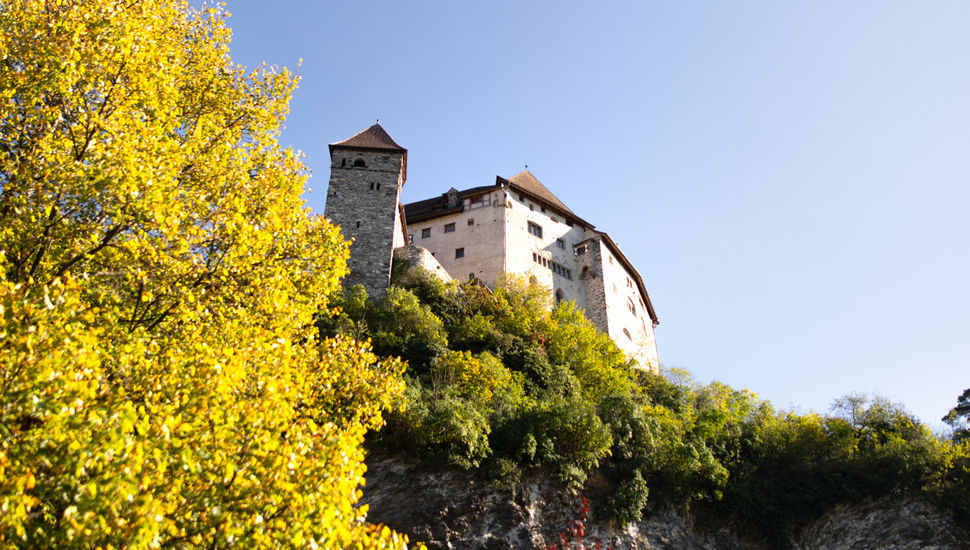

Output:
xmin=599 ymin=243 xmax=659 ymax=369
xmin=503 ymin=191 xmax=593 ymax=309
xmin=407 ymin=189 xmax=507 ymax=286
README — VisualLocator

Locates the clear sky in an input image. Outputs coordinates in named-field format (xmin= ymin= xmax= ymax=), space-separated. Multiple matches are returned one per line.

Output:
xmin=220 ymin=0 xmax=970 ymax=427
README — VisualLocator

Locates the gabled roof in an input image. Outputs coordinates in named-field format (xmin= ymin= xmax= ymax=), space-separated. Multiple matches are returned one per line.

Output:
xmin=496 ymin=170 xmax=591 ymax=228
xmin=330 ymin=123 xmax=406 ymax=152
xmin=507 ymin=170 xmax=577 ymax=218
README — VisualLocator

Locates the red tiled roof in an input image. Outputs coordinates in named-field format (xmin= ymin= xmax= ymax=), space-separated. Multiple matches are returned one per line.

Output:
xmin=330 ymin=123 xmax=406 ymax=152
xmin=506 ymin=170 xmax=577 ymax=218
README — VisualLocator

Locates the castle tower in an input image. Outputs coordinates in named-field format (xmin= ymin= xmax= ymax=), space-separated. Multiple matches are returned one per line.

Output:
xmin=325 ymin=123 xmax=408 ymax=297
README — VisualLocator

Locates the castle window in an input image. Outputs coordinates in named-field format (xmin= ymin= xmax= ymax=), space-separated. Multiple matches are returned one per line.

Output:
xmin=455 ymin=247 xmax=464 ymax=259
xmin=341 ymin=158 xmax=346 ymax=167
xmin=574 ymin=244 xmax=587 ymax=256
xmin=353 ymin=158 xmax=366 ymax=167
xmin=627 ymin=297 xmax=636 ymax=315
xmin=581 ymin=266 xmax=590 ymax=279
xmin=623 ymin=328 xmax=632 ymax=340
xmin=356 ymin=221 xmax=361 ymax=228
xmin=527 ymin=222 xmax=543 ymax=238
xmin=444 ymin=222 xmax=456 ymax=233
xmin=555 ymin=289 xmax=565 ymax=304
xmin=467 ymin=218 xmax=474 ymax=226
xmin=421 ymin=228 xmax=431 ymax=238
xmin=556 ymin=239 xmax=565 ymax=249
xmin=532 ymin=252 xmax=538 ymax=263
xmin=469 ymin=273 xmax=475 ymax=280
xmin=408 ymin=234 xmax=414 ymax=244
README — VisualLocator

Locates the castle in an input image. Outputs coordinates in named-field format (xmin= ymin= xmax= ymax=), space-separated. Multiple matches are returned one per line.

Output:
xmin=324 ymin=123 xmax=659 ymax=368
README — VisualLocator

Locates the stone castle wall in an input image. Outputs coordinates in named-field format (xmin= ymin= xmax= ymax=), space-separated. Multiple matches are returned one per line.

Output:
xmin=324 ymin=149 xmax=405 ymax=298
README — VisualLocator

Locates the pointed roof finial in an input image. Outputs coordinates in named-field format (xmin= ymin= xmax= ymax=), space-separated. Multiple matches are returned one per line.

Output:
xmin=376 ymin=118 xmax=381 ymax=125
xmin=525 ymin=164 xmax=528 ymax=170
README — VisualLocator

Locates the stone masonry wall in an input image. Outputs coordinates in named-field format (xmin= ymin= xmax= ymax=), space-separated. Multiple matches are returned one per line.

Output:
xmin=324 ymin=149 xmax=405 ymax=298
xmin=577 ymin=239 xmax=609 ymax=334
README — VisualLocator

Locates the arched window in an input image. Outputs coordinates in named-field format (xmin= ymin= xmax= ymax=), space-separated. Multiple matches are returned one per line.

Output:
xmin=555 ymin=288 xmax=565 ymax=303
xmin=581 ymin=266 xmax=590 ymax=279
xmin=353 ymin=158 xmax=366 ymax=167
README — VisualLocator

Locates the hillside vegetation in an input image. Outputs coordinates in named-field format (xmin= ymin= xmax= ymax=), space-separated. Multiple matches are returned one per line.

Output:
xmin=319 ymin=270 xmax=970 ymax=547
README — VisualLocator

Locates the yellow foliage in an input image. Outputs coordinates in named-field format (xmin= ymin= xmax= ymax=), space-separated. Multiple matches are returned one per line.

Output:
xmin=0 ymin=1 xmax=414 ymax=547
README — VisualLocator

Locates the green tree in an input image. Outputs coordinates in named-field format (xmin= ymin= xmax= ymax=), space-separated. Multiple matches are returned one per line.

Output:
xmin=0 ymin=1 xmax=412 ymax=547
xmin=943 ymin=388 xmax=970 ymax=443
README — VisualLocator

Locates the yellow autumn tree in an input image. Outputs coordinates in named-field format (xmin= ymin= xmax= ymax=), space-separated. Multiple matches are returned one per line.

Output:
xmin=0 ymin=1 xmax=412 ymax=547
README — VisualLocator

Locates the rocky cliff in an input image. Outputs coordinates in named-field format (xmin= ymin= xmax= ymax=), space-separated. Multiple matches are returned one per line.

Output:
xmin=362 ymin=453 xmax=969 ymax=550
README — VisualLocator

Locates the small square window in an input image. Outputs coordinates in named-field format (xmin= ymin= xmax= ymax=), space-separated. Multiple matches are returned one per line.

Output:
xmin=556 ymin=239 xmax=565 ymax=249
xmin=455 ymin=247 xmax=464 ymax=259
xmin=444 ymin=223 xmax=456 ymax=233
xmin=421 ymin=228 xmax=431 ymax=238
xmin=528 ymin=221 xmax=543 ymax=238
xmin=467 ymin=218 xmax=474 ymax=226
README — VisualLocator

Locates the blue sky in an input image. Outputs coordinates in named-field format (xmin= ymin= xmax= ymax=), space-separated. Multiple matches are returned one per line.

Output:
xmin=221 ymin=1 xmax=970 ymax=427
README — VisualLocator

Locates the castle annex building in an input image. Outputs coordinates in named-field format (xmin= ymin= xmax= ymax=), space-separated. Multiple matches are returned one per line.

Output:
xmin=324 ymin=124 xmax=659 ymax=368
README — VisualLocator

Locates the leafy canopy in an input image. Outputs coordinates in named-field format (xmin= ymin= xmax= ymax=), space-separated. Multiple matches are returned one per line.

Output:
xmin=0 ymin=1 xmax=412 ymax=547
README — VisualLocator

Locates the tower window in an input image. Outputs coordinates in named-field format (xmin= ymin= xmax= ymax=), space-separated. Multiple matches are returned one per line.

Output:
xmin=341 ymin=158 xmax=346 ymax=167
xmin=467 ymin=218 xmax=474 ymax=226
xmin=421 ymin=228 xmax=431 ymax=238
xmin=556 ymin=239 xmax=565 ymax=249
xmin=455 ymin=247 xmax=464 ymax=259
xmin=356 ymin=221 xmax=361 ymax=228
xmin=527 ymin=221 xmax=543 ymax=238
xmin=408 ymin=234 xmax=414 ymax=244
xmin=353 ymin=158 xmax=366 ymax=167
xmin=444 ymin=223 xmax=456 ymax=233
xmin=555 ymin=289 xmax=565 ymax=303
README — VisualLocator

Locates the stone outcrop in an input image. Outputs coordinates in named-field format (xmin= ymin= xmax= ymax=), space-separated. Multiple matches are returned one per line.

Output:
xmin=391 ymin=245 xmax=453 ymax=287
xmin=362 ymin=453 xmax=969 ymax=550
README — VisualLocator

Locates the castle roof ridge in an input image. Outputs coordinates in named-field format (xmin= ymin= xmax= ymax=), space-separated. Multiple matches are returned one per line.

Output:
xmin=505 ymin=170 xmax=577 ymax=219
xmin=330 ymin=123 xmax=406 ymax=153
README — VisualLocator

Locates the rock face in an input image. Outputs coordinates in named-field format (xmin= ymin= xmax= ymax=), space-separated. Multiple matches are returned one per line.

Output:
xmin=391 ymin=245 xmax=453 ymax=287
xmin=362 ymin=453 xmax=969 ymax=550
